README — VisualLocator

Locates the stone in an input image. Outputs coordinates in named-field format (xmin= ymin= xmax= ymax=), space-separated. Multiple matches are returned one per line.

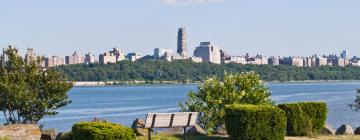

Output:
xmin=215 ymin=125 xmax=227 ymax=135
xmin=131 ymin=118 xmax=148 ymax=136
xmin=354 ymin=127 xmax=360 ymax=135
xmin=321 ymin=124 xmax=335 ymax=135
xmin=0 ymin=124 xmax=41 ymax=140
xmin=55 ymin=132 xmax=72 ymax=140
xmin=186 ymin=125 xmax=205 ymax=136
xmin=163 ymin=127 xmax=184 ymax=135
xmin=336 ymin=124 xmax=354 ymax=135
xmin=41 ymin=128 xmax=57 ymax=140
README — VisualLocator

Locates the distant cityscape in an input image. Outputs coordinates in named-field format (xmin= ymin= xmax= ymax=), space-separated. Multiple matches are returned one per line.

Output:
xmin=7 ymin=27 xmax=360 ymax=68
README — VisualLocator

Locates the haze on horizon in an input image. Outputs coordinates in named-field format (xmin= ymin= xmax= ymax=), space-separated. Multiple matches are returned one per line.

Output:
xmin=1 ymin=0 xmax=359 ymax=57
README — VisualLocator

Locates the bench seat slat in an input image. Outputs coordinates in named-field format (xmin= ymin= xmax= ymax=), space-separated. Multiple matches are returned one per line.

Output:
xmin=144 ymin=112 xmax=198 ymax=128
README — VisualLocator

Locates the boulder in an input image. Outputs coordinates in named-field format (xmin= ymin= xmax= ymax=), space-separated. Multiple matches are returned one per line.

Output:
xmin=336 ymin=124 xmax=354 ymax=135
xmin=163 ymin=127 xmax=184 ymax=135
xmin=187 ymin=125 xmax=205 ymax=136
xmin=354 ymin=127 xmax=360 ymax=135
xmin=131 ymin=118 xmax=148 ymax=136
xmin=0 ymin=124 xmax=41 ymax=140
xmin=55 ymin=132 xmax=72 ymax=140
xmin=41 ymin=128 xmax=57 ymax=140
xmin=215 ymin=125 xmax=227 ymax=135
xmin=321 ymin=124 xmax=335 ymax=135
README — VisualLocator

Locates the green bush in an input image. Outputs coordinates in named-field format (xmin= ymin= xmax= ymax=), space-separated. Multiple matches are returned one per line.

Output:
xmin=225 ymin=104 xmax=286 ymax=140
xmin=278 ymin=102 xmax=327 ymax=136
xmin=72 ymin=122 xmax=136 ymax=140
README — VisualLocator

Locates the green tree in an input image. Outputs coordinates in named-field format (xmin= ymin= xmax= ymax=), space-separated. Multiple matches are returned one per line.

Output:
xmin=0 ymin=46 xmax=73 ymax=124
xmin=179 ymin=72 xmax=273 ymax=134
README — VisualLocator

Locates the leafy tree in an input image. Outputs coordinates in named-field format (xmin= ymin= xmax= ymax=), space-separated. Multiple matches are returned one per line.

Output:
xmin=349 ymin=89 xmax=360 ymax=111
xmin=179 ymin=72 xmax=273 ymax=134
xmin=0 ymin=46 xmax=73 ymax=124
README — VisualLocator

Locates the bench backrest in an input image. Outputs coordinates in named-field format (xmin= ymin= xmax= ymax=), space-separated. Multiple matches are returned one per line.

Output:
xmin=144 ymin=112 xmax=198 ymax=128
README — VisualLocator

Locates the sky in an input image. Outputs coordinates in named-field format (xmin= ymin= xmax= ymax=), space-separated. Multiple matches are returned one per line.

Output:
xmin=1 ymin=0 xmax=360 ymax=57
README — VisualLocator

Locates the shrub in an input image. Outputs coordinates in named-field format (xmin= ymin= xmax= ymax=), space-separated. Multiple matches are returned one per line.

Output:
xmin=72 ymin=122 xmax=136 ymax=140
xmin=225 ymin=104 xmax=286 ymax=140
xmin=180 ymin=72 xmax=273 ymax=134
xmin=278 ymin=102 xmax=327 ymax=136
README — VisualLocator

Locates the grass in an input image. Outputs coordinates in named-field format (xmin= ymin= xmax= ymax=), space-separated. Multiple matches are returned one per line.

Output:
xmin=136 ymin=134 xmax=360 ymax=140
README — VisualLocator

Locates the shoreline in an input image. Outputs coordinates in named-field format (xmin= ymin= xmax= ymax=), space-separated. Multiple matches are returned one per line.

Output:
xmin=72 ymin=80 xmax=360 ymax=87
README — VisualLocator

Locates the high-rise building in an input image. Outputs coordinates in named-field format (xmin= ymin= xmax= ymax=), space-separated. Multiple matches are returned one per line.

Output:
xmin=177 ymin=27 xmax=188 ymax=58
xmin=65 ymin=51 xmax=84 ymax=65
xmin=25 ymin=48 xmax=36 ymax=64
xmin=45 ymin=56 xmax=64 ymax=67
xmin=99 ymin=52 xmax=117 ymax=64
xmin=194 ymin=42 xmax=221 ymax=64
xmin=154 ymin=48 xmax=173 ymax=59
xmin=84 ymin=53 xmax=97 ymax=64
xmin=341 ymin=50 xmax=349 ymax=59
xmin=126 ymin=53 xmax=142 ymax=61
xmin=316 ymin=57 xmax=328 ymax=66
xmin=268 ymin=56 xmax=280 ymax=66
xmin=110 ymin=48 xmax=125 ymax=62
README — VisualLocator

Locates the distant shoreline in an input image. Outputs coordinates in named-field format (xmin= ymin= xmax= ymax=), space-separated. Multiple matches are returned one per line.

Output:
xmin=72 ymin=80 xmax=360 ymax=87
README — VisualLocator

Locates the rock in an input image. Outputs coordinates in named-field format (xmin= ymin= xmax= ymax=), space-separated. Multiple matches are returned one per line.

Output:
xmin=336 ymin=124 xmax=354 ymax=135
xmin=0 ymin=124 xmax=41 ymax=140
xmin=55 ymin=132 xmax=72 ymax=140
xmin=41 ymin=128 xmax=57 ymax=140
xmin=163 ymin=127 xmax=184 ymax=135
xmin=215 ymin=125 xmax=227 ymax=135
xmin=187 ymin=125 xmax=205 ymax=136
xmin=131 ymin=118 xmax=148 ymax=136
xmin=354 ymin=127 xmax=360 ymax=135
xmin=321 ymin=124 xmax=335 ymax=135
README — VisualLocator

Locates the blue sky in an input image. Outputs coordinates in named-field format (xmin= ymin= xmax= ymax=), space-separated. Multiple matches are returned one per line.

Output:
xmin=1 ymin=0 xmax=360 ymax=57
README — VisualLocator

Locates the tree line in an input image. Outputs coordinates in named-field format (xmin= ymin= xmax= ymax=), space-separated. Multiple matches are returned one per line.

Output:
xmin=53 ymin=59 xmax=360 ymax=82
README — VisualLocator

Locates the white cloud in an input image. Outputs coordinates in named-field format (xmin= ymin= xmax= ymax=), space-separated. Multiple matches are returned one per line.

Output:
xmin=159 ymin=0 xmax=225 ymax=6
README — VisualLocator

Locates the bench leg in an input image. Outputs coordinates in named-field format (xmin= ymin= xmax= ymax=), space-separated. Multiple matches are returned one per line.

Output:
xmin=183 ymin=127 xmax=187 ymax=140
xmin=148 ymin=128 xmax=151 ymax=140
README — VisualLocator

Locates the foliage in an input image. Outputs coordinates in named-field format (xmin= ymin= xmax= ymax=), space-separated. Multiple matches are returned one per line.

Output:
xmin=72 ymin=122 xmax=136 ymax=140
xmin=278 ymin=102 xmax=327 ymax=136
xmin=349 ymin=89 xmax=360 ymax=111
xmin=179 ymin=72 xmax=272 ymax=134
xmin=0 ymin=46 xmax=73 ymax=124
xmin=224 ymin=104 xmax=286 ymax=140
xmin=54 ymin=60 xmax=360 ymax=82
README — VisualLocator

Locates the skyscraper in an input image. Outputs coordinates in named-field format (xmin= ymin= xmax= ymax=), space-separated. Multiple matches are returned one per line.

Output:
xmin=177 ymin=27 xmax=188 ymax=58
xmin=341 ymin=50 xmax=349 ymax=59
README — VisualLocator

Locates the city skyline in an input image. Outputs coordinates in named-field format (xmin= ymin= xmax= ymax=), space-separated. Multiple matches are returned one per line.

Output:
xmin=1 ymin=0 xmax=360 ymax=57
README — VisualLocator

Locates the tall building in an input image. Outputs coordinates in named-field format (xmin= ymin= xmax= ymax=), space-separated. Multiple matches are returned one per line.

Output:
xmin=268 ymin=56 xmax=280 ymax=66
xmin=99 ymin=52 xmax=117 ymax=64
xmin=177 ymin=27 xmax=188 ymax=58
xmin=110 ymin=48 xmax=125 ymax=62
xmin=340 ymin=50 xmax=349 ymax=59
xmin=25 ymin=48 xmax=36 ymax=64
xmin=126 ymin=53 xmax=142 ymax=61
xmin=154 ymin=48 xmax=173 ymax=59
xmin=194 ymin=42 xmax=221 ymax=64
xmin=45 ymin=56 xmax=64 ymax=67
xmin=84 ymin=53 xmax=97 ymax=64
xmin=65 ymin=51 xmax=84 ymax=65
xmin=316 ymin=57 xmax=328 ymax=66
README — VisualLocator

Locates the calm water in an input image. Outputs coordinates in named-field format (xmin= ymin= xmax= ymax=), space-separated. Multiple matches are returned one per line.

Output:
xmin=35 ymin=82 xmax=360 ymax=132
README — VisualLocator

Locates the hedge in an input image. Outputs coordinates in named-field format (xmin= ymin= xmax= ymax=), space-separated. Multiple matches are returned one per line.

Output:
xmin=225 ymin=104 xmax=286 ymax=140
xmin=72 ymin=122 xmax=136 ymax=140
xmin=278 ymin=102 xmax=327 ymax=136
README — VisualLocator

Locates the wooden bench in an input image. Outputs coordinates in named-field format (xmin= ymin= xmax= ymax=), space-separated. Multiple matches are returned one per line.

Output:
xmin=144 ymin=112 xmax=198 ymax=140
